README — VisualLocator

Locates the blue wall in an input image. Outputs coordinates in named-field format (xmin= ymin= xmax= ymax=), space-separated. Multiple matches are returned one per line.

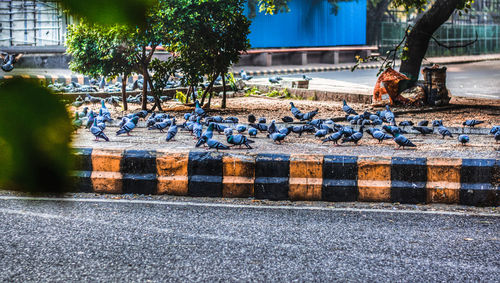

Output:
xmin=247 ymin=0 xmax=366 ymax=48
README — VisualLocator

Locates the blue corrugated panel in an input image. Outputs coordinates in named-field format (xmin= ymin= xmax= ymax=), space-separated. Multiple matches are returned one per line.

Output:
xmin=246 ymin=0 xmax=366 ymax=48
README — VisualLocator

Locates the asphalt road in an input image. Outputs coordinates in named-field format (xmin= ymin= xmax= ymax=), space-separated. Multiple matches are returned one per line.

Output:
xmin=0 ymin=196 xmax=498 ymax=282
xmin=274 ymin=61 xmax=500 ymax=100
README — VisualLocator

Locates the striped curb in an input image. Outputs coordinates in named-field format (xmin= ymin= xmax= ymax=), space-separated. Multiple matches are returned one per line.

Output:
xmin=71 ymin=148 xmax=499 ymax=207
xmin=237 ymin=64 xmax=385 ymax=77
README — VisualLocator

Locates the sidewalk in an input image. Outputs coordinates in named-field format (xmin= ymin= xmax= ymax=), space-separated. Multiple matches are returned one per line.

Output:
xmin=2 ymin=53 xmax=500 ymax=80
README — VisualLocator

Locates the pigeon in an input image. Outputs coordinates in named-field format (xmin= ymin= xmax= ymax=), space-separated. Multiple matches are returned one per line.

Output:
xmin=248 ymin=114 xmax=256 ymax=123
xmin=1 ymin=52 xmax=22 ymax=72
xmin=463 ymin=120 xmax=484 ymax=127
xmin=458 ymin=134 xmax=469 ymax=145
xmin=193 ymin=118 xmax=203 ymax=139
xmin=398 ymin=121 xmax=414 ymax=127
xmin=116 ymin=116 xmax=139 ymax=136
xmin=213 ymin=123 xmax=229 ymax=134
xmin=258 ymin=117 xmax=267 ymax=124
xmin=437 ymin=125 xmax=453 ymax=138
xmin=292 ymin=125 xmax=315 ymax=137
xmin=432 ymin=120 xmax=443 ymax=127
xmin=248 ymin=128 xmax=258 ymax=137
xmin=206 ymin=116 xmax=223 ymax=124
xmin=394 ymin=133 xmax=416 ymax=149
xmin=79 ymin=107 xmax=89 ymax=118
xmin=225 ymin=129 xmax=254 ymax=149
xmin=341 ymin=126 xmax=364 ymax=145
xmin=279 ymin=126 xmax=294 ymax=136
xmin=302 ymin=74 xmax=312 ymax=81
xmin=240 ymin=70 xmax=253 ymax=81
xmin=282 ymin=116 xmax=294 ymax=123
xmin=412 ymin=126 xmax=433 ymax=135
xmin=314 ymin=129 xmax=328 ymax=138
xmin=342 ymin=100 xmax=357 ymax=115
xmin=495 ymin=131 xmax=500 ymax=143
xmin=72 ymin=112 xmax=83 ymax=130
xmin=418 ymin=120 xmax=429 ymax=127
xmin=300 ymin=109 xmax=319 ymax=121
xmin=236 ymin=124 xmax=247 ymax=133
xmin=72 ymin=100 xmax=83 ymax=107
xmin=370 ymin=129 xmax=393 ymax=143
xmin=99 ymin=77 xmax=106 ymax=89
xmin=268 ymin=120 xmax=278 ymax=134
xmin=384 ymin=105 xmax=396 ymax=126
xmin=269 ymin=77 xmax=280 ymax=84
xmin=194 ymin=100 xmax=205 ymax=117
xmin=201 ymin=138 xmax=229 ymax=151
xmin=322 ymin=131 xmax=343 ymax=145
xmin=165 ymin=119 xmax=178 ymax=141
xmin=149 ymin=119 xmax=173 ymax=132
xmin=490 ymin=126 xmax=500 ymax=135
xmin=290 ymin=102 xmax=304 ymax=120
xmin=85 ymin=111 xmax=96 ymax=129
xmin=146 ymin=113 xmax=158 ymax=127
xmin=382 ymin=125 xmax=405 ymax=136
xmin=224 ymin=117 xmax=239 ymax=124
xmin=86 ymin=93 xmax=101 ymax=105
xmin=250 ymin=123 xmax=268 ymax=132
xmin=269 ymin=132 xmax=286 ymax=144
xmin=90 ymin=119 xmax=109 ymax=141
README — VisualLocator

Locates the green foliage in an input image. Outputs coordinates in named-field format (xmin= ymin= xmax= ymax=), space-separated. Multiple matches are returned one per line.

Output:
xmin=0 ymin=79 xmax=73 ymax=194
xmin=245 ymin=86 xmax=261 ymax=96
xmin=250 ymin=0 xmax=351 ymax=18
xmin=58 ymin=0 xmax=154 ymax=26
xmin=175 ymin=90 xmax=186 ymax=102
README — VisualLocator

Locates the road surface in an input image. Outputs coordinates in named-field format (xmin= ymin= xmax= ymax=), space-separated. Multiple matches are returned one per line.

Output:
xmin=267 ymin=61 xmax=500 ymax=100
xmin=0 ymin=195 xmax=498 ymax=282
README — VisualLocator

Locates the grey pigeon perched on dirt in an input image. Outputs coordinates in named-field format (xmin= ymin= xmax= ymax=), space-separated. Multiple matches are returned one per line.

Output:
xmin=90 ymin=119 xmax=109 ymax=141
xmin=165 ymin=119 xmax=178 ymax=141
xmin=290 ymin=102 xmax=304 ymax=120
xmin=236 ymin=124 xmax=247 ymax=133
xmin=463 ymin=119 xmax=484 ymax=127
xmin=303 ymin=74 xmax=312 ymax=81
xmin=116 ymin=116 xmax=139 ymax=136
xmin=394 ymin=133 xmax=416 ymax=149
xmin=282 ymin=116 xmax=294 ymax=123
xmin=240 ymin=70 xmax=252 ymax=81
xmin=206 ymin=138 xmax=230 ymax=151
xmin=258 ymin=117 xmax=267 ymax=124
xmin=438 ymin=125 xmax=453 ymax=138
xmin=342 ymin=100 xmax=357 ymax=115
xmin=418 ymin=120 xmax=429 ymax=127
xmin=490 ymin=126 xmax=500 ymax=135
xmin=368 ymin=129 xmax=393 ymax=143
xmin=300 ymin=109 xmax=319 ymax=121
xmin=495 ymin=131 xmax=500 ymax=143
xmin=269 ymin=132 xmax=286 ymax=144
xmin=194 ymin=100 xmax=205 ymax=117
xmin=248 ymin=128 xmax=258 ymax=137
xmin=322 ymin=131 xmax=343 ymax=145
xmin=432 ymin=120 xmax=443 ymax=127
xmin=384 ymin=105 xmax=396 ymax=126
xmin=341 ymin=126 xmax=364 ymax=145
xmin=250 ymin=123 xmax=268 ymax=132
xmin=382 ymin=125 xmax=405 ymax=136
xmin=458 ymin=134 xmax=469 ymax=145
xmin=314 ymin=129 xmax=328 ymax=138
xmin=193 ymin=118 xmax=203 ymax=139
xmin=225 ymin=128 xmax=254 ymax=149
xmin=412 ymin=126 xmax=433 ymax=135
xmin=399 ymin=121 xmax=413 ymax=127
xmin=248 ymin=114 xmax=256 ymax=123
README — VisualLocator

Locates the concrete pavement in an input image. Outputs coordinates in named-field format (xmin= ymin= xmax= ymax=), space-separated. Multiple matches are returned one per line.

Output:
xmin=0 ymin=195 xmax=498 ymax=282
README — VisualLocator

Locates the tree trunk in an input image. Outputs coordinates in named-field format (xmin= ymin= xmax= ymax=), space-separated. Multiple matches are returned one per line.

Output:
xmin=145 ymin=70 xmax=163 ymax=112
xmin=185 ymin=86 xmax=192 ymax=104
xmin=366 ymin=0 xmax=391 ymax=46
xmin=399 ymin=0 xmax=461 ymax=81
xmin=121 ymin=74 xmax=128 ymax=111
xmin=221 ymin=73 xmax=227 ymax=109
xmin=141 ymin=69 xmax=148 ymax=110
xmin=207 ymin=91 xmax=213 ymax=108
xmin=200 ymin=72 xmax=219 ymax=106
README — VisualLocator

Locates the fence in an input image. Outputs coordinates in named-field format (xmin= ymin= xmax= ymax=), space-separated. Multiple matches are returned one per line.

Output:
xmin=380 ymin=22 xmax=500 ymax=57
xmin=0 ymin=0 xmax=66 ymax=47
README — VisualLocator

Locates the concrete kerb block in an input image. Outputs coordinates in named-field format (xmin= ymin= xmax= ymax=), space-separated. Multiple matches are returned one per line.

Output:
xmin=121 ymin=150 xmax=157 ymax=195
xmin=254 ymin=153 xmax=290 ymax=200
xmin=91 ymin=149 xmax=124 ymax=194
xmin=222 ymin=154 xmax=255 ymax=198
xmin=426 ymin=158 xmax=461 ymax=204
xmin=460 ymin=159 xmax=498 ymax=207
xmin=71 ymin=148 xmax=93 ymax=193
xmin=156 ymin=151 xmax=189 ymax=196
xmin=357 ymin=156 xmax=392 ymax=202
xmin=188 ymin=151 xmax=223 ymax=197
xmin=391 ymin=157 xmax=427 ymax=204
xmin=322 ymin=155 xmax=358 ymax=202
xmin=289 ymin=154 xmax=323 ymax=201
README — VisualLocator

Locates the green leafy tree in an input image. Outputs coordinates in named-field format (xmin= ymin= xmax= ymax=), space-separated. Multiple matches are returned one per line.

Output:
xmin=173 ymin=0 xmax=251 ymax=108
xmin=66 ymin=23 xmax=134 ymax=110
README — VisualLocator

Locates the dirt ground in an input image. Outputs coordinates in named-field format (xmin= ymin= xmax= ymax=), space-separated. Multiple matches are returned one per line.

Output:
xmin=70 ymin=94 xmax=500 ymax=128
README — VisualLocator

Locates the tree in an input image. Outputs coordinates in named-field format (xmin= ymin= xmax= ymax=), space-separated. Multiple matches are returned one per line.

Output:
xmin=66 ymin=23 xmax=134 ymax=110
xmin=172 ymin=0 xmax=251 ymax=108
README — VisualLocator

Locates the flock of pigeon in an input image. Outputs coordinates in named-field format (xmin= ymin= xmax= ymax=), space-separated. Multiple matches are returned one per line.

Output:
xmin=73 ymin=97 xmax=500 ymax=151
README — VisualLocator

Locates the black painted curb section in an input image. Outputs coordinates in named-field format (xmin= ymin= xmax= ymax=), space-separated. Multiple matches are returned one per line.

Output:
xmin=71 ymin=148 xmax=93 ymax=193
xmin=391 ymin=157 xmax=427 ymax=204
xmin=254 ymin=154 xmax=290 ymax=200
xmin=188 ymin=151 xmax=223 ymax=197
xmin=460 ymin=159 xmax=498 ymax=207
xmin=322 ymin=155 xmax=358 ymax=202
xmin=121 ymin=150 xmax=157 ymax=195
